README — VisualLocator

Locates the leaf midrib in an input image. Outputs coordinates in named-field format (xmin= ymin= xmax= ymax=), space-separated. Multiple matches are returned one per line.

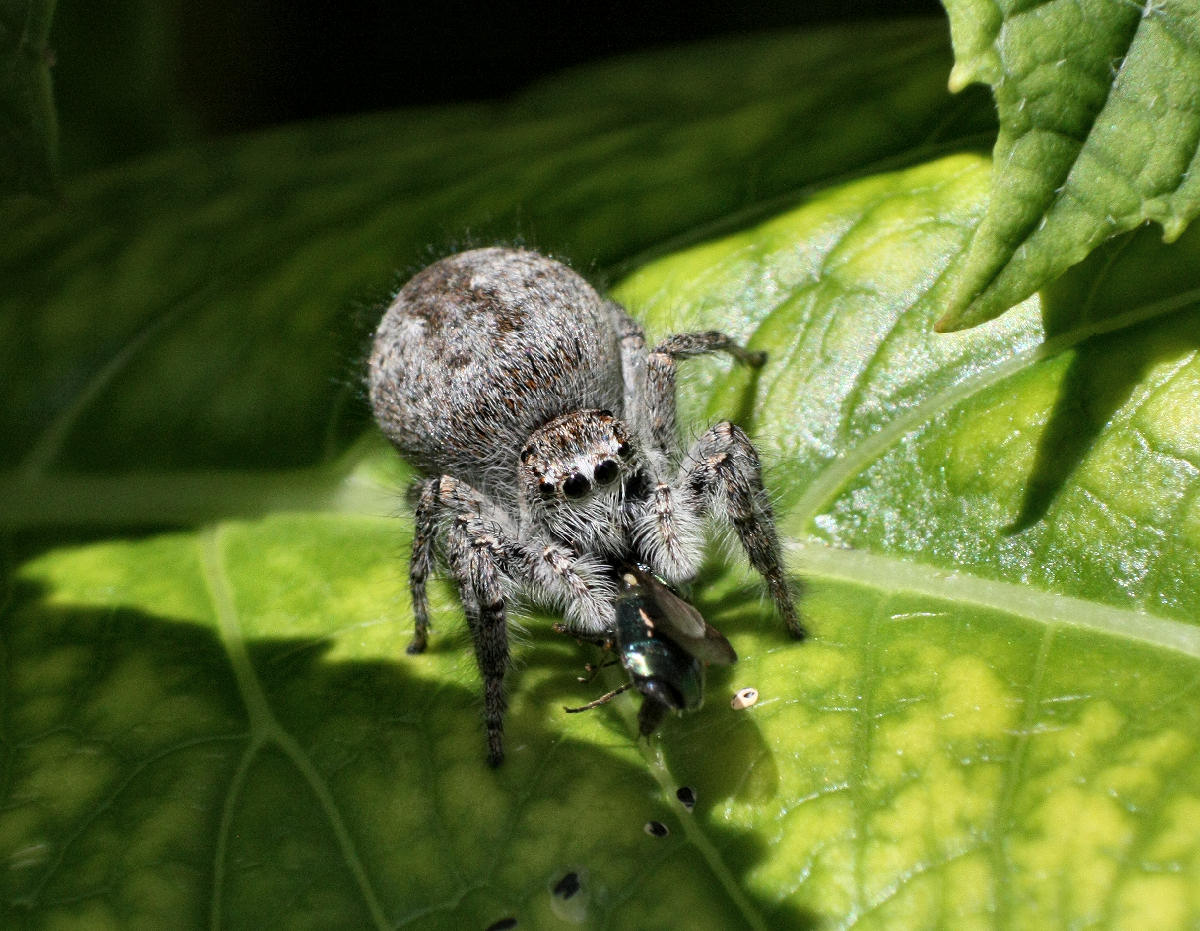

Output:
xmin=791 ymin=540 xmax=1200 ymax=658
xmin=8 ymin=458 xmax=1200 ymax=662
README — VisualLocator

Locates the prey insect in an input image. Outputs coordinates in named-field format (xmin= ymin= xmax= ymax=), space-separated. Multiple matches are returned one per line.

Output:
xmin=368 ymin=247 xmax=803 ymax=764
xmin=564 ymin=562 xmax=736 ymax=736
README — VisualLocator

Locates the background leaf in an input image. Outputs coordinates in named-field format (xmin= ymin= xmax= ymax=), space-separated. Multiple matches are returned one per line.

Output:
xmin=0 ymin=0 xmax=58 ymax=195
xmin=1 ymin=20 xmax=990 ymax=511
xmin=46 ymin=0 xmax=197 ymax=175
xmin=935 ymin=0 xmax=1200 ymax=330
xmin=7 ymin=19 xmax=1200 ymax=930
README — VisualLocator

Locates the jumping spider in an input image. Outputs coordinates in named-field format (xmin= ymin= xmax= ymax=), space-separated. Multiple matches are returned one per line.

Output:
xmin=369 ymin=247 xmax=803 ymax=764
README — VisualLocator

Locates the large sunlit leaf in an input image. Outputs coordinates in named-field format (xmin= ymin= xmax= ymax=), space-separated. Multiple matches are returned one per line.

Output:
xmin=935 ymin=0 xmax=1200 ymax=331
xmin=618 ymin=155 xmax=1200 ymax=925
xmin=6 ymin=19 xmax=1200 ymax=931
xmin=0 ymin=0 xmax=58 ymax=194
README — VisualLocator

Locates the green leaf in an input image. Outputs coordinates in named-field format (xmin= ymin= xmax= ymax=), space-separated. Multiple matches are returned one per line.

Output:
xmin=0 ymin=0 xmax=58 ymax=195
xmin=8 ymin=20 xmax=1200 ymax=930
xmin=617 ymin=154 xmax=1200 ymax=925
xmin=935 ymin=0 xmax=1200 ymax=331
xmin=0 ymin=20 xmax=989 ymax=494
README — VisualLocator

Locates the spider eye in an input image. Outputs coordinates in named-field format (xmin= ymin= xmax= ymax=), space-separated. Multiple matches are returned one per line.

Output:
xmin=593 ymin=459 xmax=619 ymax=485
xmin=616 ymin=441 xmax=632 ymax=460
xmin=563 ymin=473 xmax=591 ymax=499
xmin=538 ymin=480 xmax=556 ymax=500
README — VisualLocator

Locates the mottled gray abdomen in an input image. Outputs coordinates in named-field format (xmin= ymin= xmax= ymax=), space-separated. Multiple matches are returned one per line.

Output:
xmin=368 ymin=248 xmax=624 ymax=499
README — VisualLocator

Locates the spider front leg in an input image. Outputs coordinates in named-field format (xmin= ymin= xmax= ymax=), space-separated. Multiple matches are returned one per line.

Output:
xmin=411 ymin=476 xmax=614 ymax=643
xmin=682 ymin=421 xmax=806 ymax=639
xmin=406 ymin=476 xmax=524 ymax=765
xmin=625 ymin=328 xmax=772 ymax=583
xmin=406 ymin=474 xmax=616 ymax=764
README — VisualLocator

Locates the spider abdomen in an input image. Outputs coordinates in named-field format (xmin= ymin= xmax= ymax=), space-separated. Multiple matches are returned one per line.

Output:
xmin=369 ymin=247 xmax=624 ymax=499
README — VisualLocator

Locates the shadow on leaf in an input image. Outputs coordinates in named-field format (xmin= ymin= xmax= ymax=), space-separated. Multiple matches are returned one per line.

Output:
xmin=2 ymin=570 xmax=817 ymax=929
xmin=1007 ymin=225 xmax=1200 ymax=533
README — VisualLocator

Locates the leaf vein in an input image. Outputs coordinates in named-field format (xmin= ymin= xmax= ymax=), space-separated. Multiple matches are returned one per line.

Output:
xmin=790 ymin=541 xmax=1200 ymax=657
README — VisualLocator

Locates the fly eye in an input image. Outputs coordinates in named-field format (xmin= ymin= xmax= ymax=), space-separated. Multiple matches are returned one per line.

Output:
xmin=593 ymin=459 xmax=619 ymax=485
xmin=563 ymin=473 xmax=591 ymax=499
xmin=538 ymin=481 xmax=556 ymax=500
xmin=616 ymin=441 xmax=632 ymax=460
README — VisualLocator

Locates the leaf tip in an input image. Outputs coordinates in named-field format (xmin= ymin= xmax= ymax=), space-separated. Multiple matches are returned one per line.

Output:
xmin=947 ymin=63 xmax=974 ymax=95
xmin=1162 ymin=215 xmax=1188 ymax=244
xmin=932 ymin=286 xmax=973 ymax=332
xmin=934 ymin=297 xmax=992 ymax=333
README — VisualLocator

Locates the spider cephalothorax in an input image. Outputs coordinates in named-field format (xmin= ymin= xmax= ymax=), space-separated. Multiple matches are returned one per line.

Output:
xmin=368 ymin=247 xmax=803 ymax=764
xmin=517 ymin=409 xmax=634 ymax=555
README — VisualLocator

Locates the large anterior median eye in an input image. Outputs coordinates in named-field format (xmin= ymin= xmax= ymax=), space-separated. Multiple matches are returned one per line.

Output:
xmin=593 ymin=459 xmax=619 ymax=485
xmin=563 ymin=473 xmax=591 ymax=499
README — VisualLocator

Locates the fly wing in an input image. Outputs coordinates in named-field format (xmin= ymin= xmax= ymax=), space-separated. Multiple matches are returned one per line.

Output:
xmin=624 ymin=564 xmax=737 ymax=666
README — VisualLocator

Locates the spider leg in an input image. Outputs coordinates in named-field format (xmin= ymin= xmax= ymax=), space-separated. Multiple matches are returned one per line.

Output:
xmin=563 ymin=682 xmax=632 ymax=713
xmin=406 ymin=478 xmax=439 ymax=654
xmin=645 ymin=331 xmax=766 ymax=455
xmin=419 ymin=476 xmax=615 ymax=635
xmin=525 ymin=541 xmax=615 ymax=636
xmin=407 ymin=474 xmax=617 ymax=763
xmin=406 ymin=476 xmax=523 ymax=765
xmin=444 ymin=518 xmax=514 ymax=767
xmin=625 ymin=332 xmax=797 ymax=632
xmin=681 ymin=421 xmax=806 ymax=639
xmin=603 ymin=300 xmax=649 ymax=430
xmin=629 ymin=476 xmax=706 ymax=584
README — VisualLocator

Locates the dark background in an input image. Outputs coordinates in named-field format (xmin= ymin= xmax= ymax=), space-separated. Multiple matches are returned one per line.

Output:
xmin=50 ymin=0 xmax=943 ymax=172
xmin=173 ymin=0 xmax=944 ymax=128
